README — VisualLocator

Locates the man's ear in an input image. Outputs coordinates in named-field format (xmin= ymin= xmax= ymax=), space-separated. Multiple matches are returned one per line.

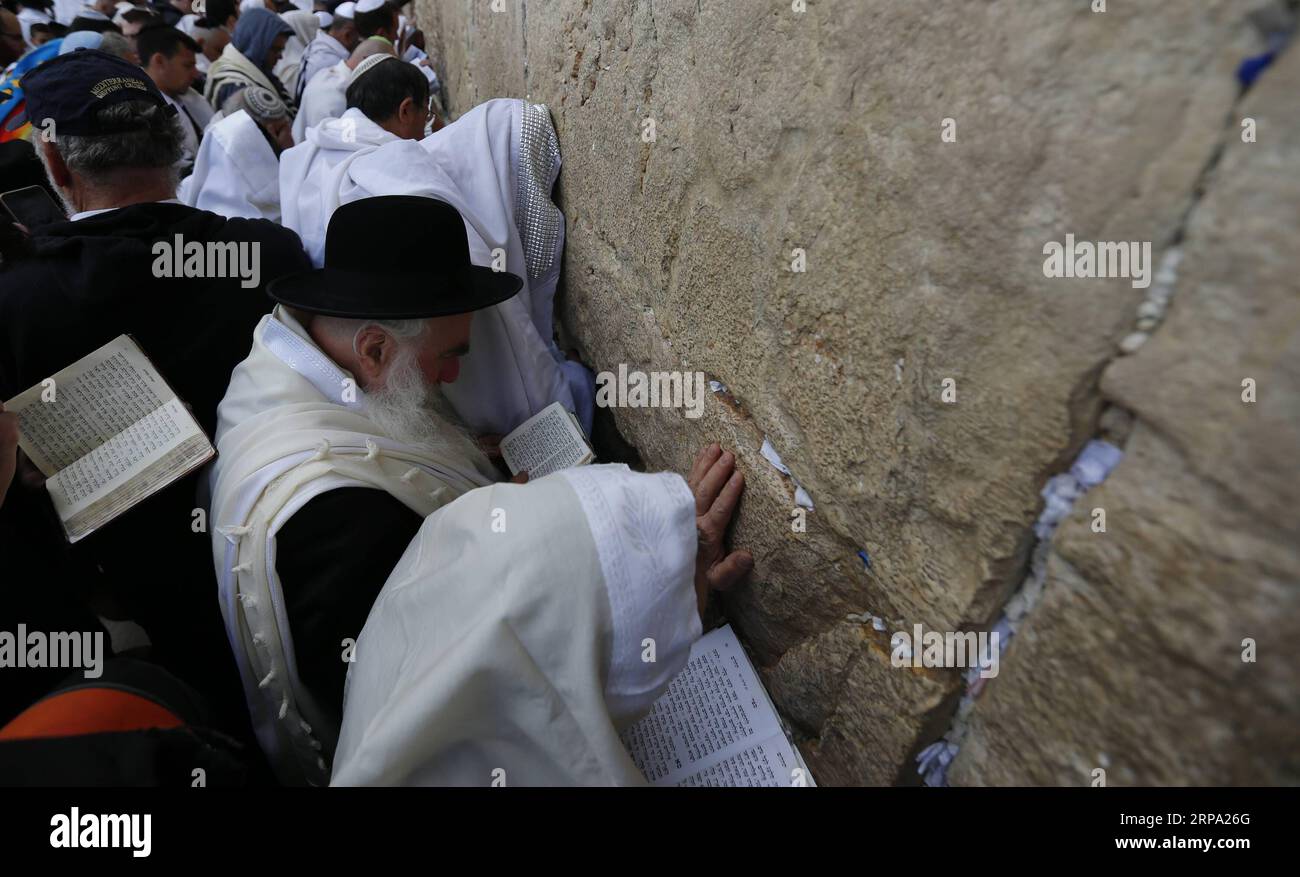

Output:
xmin=398 ymin=96 xmax=417 ymax=124
xmin=353 ymin=325 xmax=397 ymax=388
xmin=39 ymin=140 xmax=71 ymax=190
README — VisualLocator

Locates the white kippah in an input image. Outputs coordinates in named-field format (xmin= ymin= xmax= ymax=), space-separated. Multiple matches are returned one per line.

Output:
xmin=315 ymin=11 xmax=332 ymax=28
xmin=333 ymin=1 xmax=356 ymax=19
xmin=347 ymin=51 xmax=398 ymax=87
xmin=355 ymin=0 xmax=387 ymax=13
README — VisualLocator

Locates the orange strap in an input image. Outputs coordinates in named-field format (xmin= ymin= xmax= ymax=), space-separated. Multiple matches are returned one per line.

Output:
xmin=0 ymin=688 xmax=184 ymax=741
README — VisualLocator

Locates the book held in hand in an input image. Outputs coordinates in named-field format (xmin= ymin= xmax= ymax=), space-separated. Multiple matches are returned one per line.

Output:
xmin=3 ymin=335 xmax=215 ymax=543
xmin=500 ymin=400 xmax=594 ymax=479
xmin=621 ymin=624 xmax=817 ymax=787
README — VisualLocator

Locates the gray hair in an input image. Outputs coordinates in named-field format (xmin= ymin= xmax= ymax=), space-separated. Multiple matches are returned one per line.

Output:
xmin=44 ymin=100 xmax=182 ymax=190
xmin=98 ymin=32 xmax=136 ymax=61
xmin=293 ymin=312 xmax=428 ymax=356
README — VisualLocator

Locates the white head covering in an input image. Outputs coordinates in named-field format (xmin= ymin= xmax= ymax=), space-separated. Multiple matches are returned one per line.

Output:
xmin=332 ymin=1 xmax=356 ymax=19
xmin=239 ymin=0 xmax=265 ymax=13
xmin=354 ymin=0 xmax=385 ymax=13
xmin=314 ymin=11 xmax=332 ymax=28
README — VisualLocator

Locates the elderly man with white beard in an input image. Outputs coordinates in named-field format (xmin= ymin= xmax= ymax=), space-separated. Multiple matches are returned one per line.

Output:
xmin=209 ymin=195 xmax=753 ymax=786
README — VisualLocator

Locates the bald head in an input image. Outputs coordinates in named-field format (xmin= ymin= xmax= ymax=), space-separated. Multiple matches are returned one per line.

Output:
xmin=346 ymin=36 xmax=395 ymax=70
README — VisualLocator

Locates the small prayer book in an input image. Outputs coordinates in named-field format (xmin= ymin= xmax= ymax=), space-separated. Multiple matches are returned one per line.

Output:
xmin=500 ymin=401 xmax=593 ymax=479
xmin=4 ymin=335 xmax=215 ymax=543
xmin=621 ymin=624 xmax=817 ymax=787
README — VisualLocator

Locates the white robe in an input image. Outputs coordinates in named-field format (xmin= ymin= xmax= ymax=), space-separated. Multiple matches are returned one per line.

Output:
xmin=280 ymin=99 xmax=594 ymax=437
xmin=180 ymin=109 xmax=281 ymax=221
xmin=290 ymin=57 xmax=347 ymax=145
xmin=332 ymin=463 xmax=701 ymax=786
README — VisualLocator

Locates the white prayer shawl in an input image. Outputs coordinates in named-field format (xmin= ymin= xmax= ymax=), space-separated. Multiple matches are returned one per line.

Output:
xmin=209 ymin=306 xmax=501 ymax=785
xmin=204 ymin=42 xmax=293 ymax=116
xmin=283 ymin=98 xmax=592 ymax=436
xmin=273 ymin=10 xmax=318 ymax=100
xmin=180 ymin=109 xmax=281 ymax=221
xmin=332 ymin=463 xmax=702 ymax=786
xmin=278 ymin=107 xmax=401 ymax=262
xmin=296 ymin=31 xmax=348 ymax=103
xmin=290 ymin=58 xmax=347 ymax=144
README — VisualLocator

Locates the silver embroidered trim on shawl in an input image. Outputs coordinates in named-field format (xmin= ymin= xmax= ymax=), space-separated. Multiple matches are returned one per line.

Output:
xmin=514 ymin=101 xmax=563 ymax=284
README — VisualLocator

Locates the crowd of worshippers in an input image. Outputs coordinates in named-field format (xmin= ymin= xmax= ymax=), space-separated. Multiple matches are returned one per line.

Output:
xmin=0 ymin=5 xmax=756 ymax=786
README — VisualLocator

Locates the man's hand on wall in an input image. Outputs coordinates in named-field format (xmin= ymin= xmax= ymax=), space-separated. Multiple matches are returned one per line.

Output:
xmin=687 ymin=443 xmax=754 ymax=619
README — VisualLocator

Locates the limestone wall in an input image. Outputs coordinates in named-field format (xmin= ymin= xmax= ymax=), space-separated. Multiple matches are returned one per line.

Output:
xmin=412 ymin=0 xmax=1299 ymax=785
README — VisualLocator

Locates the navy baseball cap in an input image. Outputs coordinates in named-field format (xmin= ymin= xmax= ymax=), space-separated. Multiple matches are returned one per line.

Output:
xmin=23 ymin=49 xmax=176 ymax=137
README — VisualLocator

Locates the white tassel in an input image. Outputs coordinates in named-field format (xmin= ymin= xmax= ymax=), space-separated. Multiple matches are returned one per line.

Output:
xmin=317 ymin=757 xmax=327 ymax=772
xmin=258 ymin=669 xmax=276 ymax=689
xmin=299 ymin=719 xmax=313 ymax=734
xmin=279 ymin=696 xmax=289 ymax=720
xmin=309 ymin=438 xmax=332 ymax=461
xmin=217 ymin=524 xmax=251 ymax=545
xmin=230 ymin=562 xmax=251 ymax=574
xmin=237 ymin=593 xmax=257 ymax=609
xmin=400 ymin=467 xmax=420 ymax=483
xmin=364 ymin=440 xmax=380 ymax=461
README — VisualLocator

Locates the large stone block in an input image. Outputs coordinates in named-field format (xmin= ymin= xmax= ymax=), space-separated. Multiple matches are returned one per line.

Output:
xmin=414 ymin=0 xmax=1280 ymax=783
xmin=949 ymin=43 xmax=1300 ymax=786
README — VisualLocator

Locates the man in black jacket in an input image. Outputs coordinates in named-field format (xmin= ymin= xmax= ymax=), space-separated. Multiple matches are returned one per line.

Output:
xmin=0 ymin=49 xmax=310 ymax=746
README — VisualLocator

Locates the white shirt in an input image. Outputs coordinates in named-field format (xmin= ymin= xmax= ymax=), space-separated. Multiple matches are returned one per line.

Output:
xmin=69 ymin=199 xmax=183 ymax=222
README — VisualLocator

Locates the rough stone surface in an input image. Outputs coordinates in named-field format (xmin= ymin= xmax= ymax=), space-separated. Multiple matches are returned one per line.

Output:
xmin=414 ymin=0 xmax=1294 ymax=783
xmin=949 ymin=43 xmax=1300 ymax=786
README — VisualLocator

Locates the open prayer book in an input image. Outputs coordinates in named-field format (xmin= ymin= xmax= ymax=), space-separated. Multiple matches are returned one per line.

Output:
xmin=621 ymin=624 xmax=816 ymax=787
xmin=500 ymin=401 xmax=594 ymax=479
xmin=3 ymin=335 xmax=215 ymax=543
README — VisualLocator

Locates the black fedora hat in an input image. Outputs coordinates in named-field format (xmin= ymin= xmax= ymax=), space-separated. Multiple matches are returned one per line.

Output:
xmin=267 ymin=196 xmax=522 ymax=319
